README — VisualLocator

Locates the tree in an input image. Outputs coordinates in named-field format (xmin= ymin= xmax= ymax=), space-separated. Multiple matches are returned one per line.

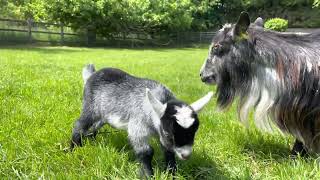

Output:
xmin=0 ymin=0 xmax=318 ymax=38
xmin=0 ymin=0 xmax=47 ymax=20
xmin=47 ymin=0 xmax=194 ymax=37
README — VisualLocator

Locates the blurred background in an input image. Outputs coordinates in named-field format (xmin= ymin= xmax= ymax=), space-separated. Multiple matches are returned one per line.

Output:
xmin=0 ymin=0 xmax=319 ymax=47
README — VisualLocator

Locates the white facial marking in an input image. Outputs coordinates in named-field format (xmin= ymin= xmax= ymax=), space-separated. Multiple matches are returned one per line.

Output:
xmin=174 ymin=145 xmax=192 ymax=160
xmin=174 ymin=106 xmax=195 ymax=129
xmin=219 ymin=23 xmax=232 ymax=32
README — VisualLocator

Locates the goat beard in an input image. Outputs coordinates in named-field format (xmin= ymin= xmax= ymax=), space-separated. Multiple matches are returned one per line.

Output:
xmin=216 ymin=61 xmax=252 ymax=110
xmin=215 ymin=61 xmax=320 ymax=153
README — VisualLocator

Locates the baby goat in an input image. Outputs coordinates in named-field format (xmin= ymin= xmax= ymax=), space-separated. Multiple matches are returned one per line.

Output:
xmin=70 ymin=64 xmax=213 ymax=177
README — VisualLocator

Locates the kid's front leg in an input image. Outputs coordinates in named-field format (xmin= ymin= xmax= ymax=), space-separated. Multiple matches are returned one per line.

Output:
xmin=162 ymin=146 xmax=177 ymax=174
xmin=136 ymin=147 xmax=154 ymax=177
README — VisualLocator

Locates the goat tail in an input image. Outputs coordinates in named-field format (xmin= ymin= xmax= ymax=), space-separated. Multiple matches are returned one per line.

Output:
xmin=82 ymin=64 xmax=96 ymax=83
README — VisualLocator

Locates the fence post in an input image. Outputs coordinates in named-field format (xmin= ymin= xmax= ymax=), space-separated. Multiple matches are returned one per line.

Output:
xmin=199 ymin=32 xmax=202 ymax=44
xmin=60 ymin=22 xmax=64 ymax=45
xmin=27 ymin=18 xmax=32 ymax=43
xmin=176 ymin=32 xmax=179 ymax=47
xmin=86 ymin=25 xmax=96 ymax=46
xmin=131 ymin=39 xmax=134 ymax=48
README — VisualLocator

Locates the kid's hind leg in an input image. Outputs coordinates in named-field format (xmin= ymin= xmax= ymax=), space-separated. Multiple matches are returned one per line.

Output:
xmin=87 ymin=120 xmax=106 ymax=138
xmin=131 ymin=138 xmax=154 ymax=177
xmin=70 ymin=113 xmax=95 ymax=150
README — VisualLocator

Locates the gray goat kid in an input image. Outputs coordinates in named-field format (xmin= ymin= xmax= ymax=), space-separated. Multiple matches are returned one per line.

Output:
xmin=71 ymin=64 xmax=213 ymax=177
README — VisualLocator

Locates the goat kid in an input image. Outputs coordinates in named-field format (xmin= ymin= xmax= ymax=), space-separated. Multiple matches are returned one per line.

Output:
xmin=71 ymin=64 xmax=213 ymax=177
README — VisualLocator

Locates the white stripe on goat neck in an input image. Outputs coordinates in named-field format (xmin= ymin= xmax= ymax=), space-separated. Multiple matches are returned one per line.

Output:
xmin=174 ymin=106 xmax=195 ymax=128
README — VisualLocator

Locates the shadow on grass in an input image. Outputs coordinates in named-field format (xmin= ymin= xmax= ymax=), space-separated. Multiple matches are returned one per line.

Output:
xmin=177 ymin=151 xmax=229 ymax=179
xmin=242 ymin=140 xmax=290 ymax=161
xmin=238 ymin=130 xmax=291 ymax=161
xmin=88 ymin=129 xmax=230 ymax=179
xmin=241 ymin=135 xmax=319 ymax=163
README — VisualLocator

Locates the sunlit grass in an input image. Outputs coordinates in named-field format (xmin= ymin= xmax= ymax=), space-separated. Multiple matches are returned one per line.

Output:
xmin=0 ymin=46 xmax=319 ymax=179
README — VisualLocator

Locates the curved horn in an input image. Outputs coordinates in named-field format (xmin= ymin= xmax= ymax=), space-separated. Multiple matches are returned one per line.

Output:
xmin=191 ymin=92 xmax=214 ymax=113
xmin=254 ymin=17 xmax=264 ymax=27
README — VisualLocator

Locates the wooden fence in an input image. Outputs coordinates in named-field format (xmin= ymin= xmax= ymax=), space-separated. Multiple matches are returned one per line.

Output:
xmin=0 ymin=18 xmax=215 ymax=47
xmin=0 ymin=18 xmax=87 ymax=45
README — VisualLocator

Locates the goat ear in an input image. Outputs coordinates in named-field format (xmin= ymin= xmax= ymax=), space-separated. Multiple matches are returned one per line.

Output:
xmin=190 ymin=91 xmax=213 ymax=113
xmin=234 ymin=11 xmax=250 ymax=39
xmin=254 ymin=17 xmax=264 ymax=27
xmin=146 ymin=88 xmax=167 ymax=117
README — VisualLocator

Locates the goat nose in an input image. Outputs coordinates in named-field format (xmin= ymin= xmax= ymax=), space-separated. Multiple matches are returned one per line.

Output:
xmin=181 ymin=153 xmax=190 ymax=160
xmin=201 ymin=76 xmax=208 ymax=83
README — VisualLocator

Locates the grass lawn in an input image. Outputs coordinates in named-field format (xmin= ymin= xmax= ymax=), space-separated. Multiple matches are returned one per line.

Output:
xmin=0 ymin=46 xmax=319 ymax=179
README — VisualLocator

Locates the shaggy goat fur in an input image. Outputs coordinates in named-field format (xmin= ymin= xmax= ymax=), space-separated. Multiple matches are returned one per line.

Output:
xmin=200 ymin=12 xmax=320 ymax=154
xmin=71 ymin=64 xmax=213 ymax=176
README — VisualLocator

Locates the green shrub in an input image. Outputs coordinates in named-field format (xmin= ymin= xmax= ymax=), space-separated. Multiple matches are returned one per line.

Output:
xmin=314 ymin=0 xmax=320 ymax=8
xmin=264 ymin=18 xmax=288 ymax=32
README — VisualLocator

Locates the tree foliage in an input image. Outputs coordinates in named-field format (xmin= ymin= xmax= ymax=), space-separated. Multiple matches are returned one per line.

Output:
xmin=0 ymin=0 xmax=47 ymax=21
xmin=0 ymin=0 xmax=319 ymax=37
xmin=264 ymin=18 xmax=289 ymax=32
xmin=46 ymin=0 xmax=194 ymax=36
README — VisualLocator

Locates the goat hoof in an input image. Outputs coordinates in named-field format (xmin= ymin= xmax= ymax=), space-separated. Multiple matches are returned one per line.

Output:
xmin=139 ymin=168 xmax=153 ymax=179
xmin=290 ymin=139 xmax=308 ymax=158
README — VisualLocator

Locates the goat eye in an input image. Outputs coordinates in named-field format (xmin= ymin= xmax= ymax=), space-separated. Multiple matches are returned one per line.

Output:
xmin=211 ymin=43 xmax=222 ymax=53
xmin=213 ymin=43 xmax=221 ymax=50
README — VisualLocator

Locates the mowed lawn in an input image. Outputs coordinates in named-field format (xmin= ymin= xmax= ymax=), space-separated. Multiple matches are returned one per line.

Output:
xmin=0 ymin=46 xmax=319 ymax=179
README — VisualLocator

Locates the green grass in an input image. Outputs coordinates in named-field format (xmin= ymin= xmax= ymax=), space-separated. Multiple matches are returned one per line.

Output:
xmin=0 ymin=46 xmax=319 ymax=179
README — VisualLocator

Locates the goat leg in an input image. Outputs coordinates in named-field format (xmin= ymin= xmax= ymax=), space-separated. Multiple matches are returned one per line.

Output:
xmin=291 ymin=139 xmax=308 ymax=157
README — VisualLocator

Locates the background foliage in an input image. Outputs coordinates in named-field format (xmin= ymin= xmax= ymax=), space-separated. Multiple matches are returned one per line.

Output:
xmin=0 ymin=0 xmax=47 ymax=21
xmin=0 ymin=0 xmax=319 ymax=37
xmin=264 ymin=18 xmax=289 ymax=32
